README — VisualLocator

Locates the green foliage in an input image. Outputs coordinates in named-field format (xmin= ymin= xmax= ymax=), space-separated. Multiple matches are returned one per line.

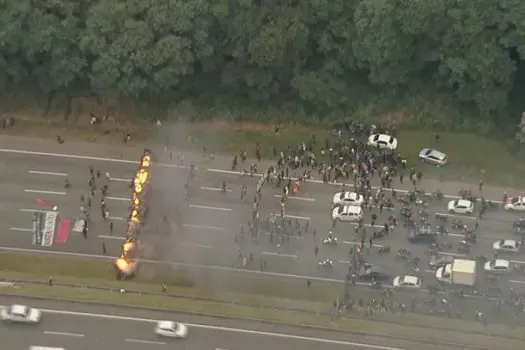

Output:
xmin=1 ymin=0 xmax=525 ymax=129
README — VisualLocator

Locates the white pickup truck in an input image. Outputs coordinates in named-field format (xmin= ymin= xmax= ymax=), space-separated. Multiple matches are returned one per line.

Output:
xmin=435 ymin=258 xmax=477 ymax=286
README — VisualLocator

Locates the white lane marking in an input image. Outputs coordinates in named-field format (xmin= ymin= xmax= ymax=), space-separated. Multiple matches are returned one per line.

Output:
xmin=438 ymin=252 xmax=467 ymax=257
xmin=182 ymin=224 xmax=224 ymax=231
xmin=1 ymin=147 xmax=500 ymax=204
xmin=20 ymin=208 xmax=53 ymax=213
xmin=110 ymin=177 xmax=131 ymax=182
xmin=29 ymin=170 xmax=68 ymax=177
xmin=24 ymin=189 xmax=66 ymax=195
xmin=25 ymin=307 xmax=407 ymax=350
xmin=106 ymin=196 xmax=129 ymax=202
xmin=180 ymin=244 xmax=215 ymax=249
xmin=343 ymin=241 xmax=384 ymax=248
xmin=0 ymin=148 xmax=194 ymax=169
xmin=109 ymin=216 xmax=126 ymax=221
xmin=10 ymin=227 xmax=32 ymax=232
xmin=510 ymin=280 xmax=525 ymax=284
xmin=338 ymin=260 xmax=351 ymax=264
xmin=283 ymin=215 xmax=310 ymax=220
xmin=44 ymin=331 xmax=85 ymax=337
xmin=125 ymin=338 xmax=166 ymax=345
xmin=216 ymin=348 xmax=230 ymax=350
xmin=98 ymin=235 xmax=125 ymax=240
xmin=424 ymin=270 xmax=435 ymax=274
xmin=200 ymin=186 xmax=232 ymax=192
xmin=261 ymin=252 xmax=298 ymax=258
xmin=435 ymin=212 xmax=477 ymax=219
xmin=189 ymin=204 xmax=232 ymax=212
xmin=352 ymin=223 xmax=384 ymax=228
xmin=272 ymin=194 xmax=316 ymax=202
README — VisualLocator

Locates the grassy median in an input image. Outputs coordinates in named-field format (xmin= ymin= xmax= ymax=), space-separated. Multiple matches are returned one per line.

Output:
xmin=0 ymin=252 xmax=524 ymax=349
xmin=7 ymin=118 xmax=525 ymax=187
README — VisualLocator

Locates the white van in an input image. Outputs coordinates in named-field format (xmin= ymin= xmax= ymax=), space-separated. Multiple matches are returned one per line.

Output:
xmin=332 ymin=205 xmax=363 ymax=222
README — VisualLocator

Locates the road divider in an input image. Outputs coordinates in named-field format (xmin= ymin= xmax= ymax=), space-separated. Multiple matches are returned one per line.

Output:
xmin=29 ymin=170 xmax=68 ymax=177
xmin=20 ymin=208 xmax=50 ymax=213
xmin=435 ymin=212 xmax=477 ymax=219
xmin=261 ymin=252 xmax=298 ymax=258
xmin=189 ymin=204 xmax=232 ymax=212
xmin=510 ymin=280 xmax=525 ymax=284
xmin=24 ymin=189 xmax=66 ymax=196
xmin=200 ymin=186 xmax=232 ymax=192
xmin=182 ymin=224 xmax=224 ymax=231
xmin=272 ymin=194 xmax=316 ymax=202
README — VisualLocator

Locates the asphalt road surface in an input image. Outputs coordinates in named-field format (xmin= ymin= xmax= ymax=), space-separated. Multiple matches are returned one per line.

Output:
xmin=0 ymin=296 xmax=474 ymax=350
xmin=1 ymin=135 xmax=525 ymax=294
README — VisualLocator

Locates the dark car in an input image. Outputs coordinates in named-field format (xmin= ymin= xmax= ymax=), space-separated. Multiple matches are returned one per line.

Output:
xmin=359 ymin=266 xmax=391 ymax=282
xmin=428 ymin=254 xmax=454 ymax=269
xmin=407 ymin=225 xmax=437 ymax=243
xmin=513 ymin=218 xmax=525 ymax=234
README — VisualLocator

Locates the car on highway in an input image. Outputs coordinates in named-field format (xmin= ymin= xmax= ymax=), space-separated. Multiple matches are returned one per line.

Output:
xmin=367 ymin=134 xmax=398 ymax=150
xmin=332 ymin=205 xmax=363 ymax=222
xmin=332 ymin=191 xmax=364 ymax=207
xmin=492 ymin=239 xmax=520 ymax=255
xmin=0 ymin=304 xmax=41 ymax=324
xmin=447 ymin=199 xmax=474 ymax=215
xmin=484 ymin=259 xmax=511 ymax=274
xmin=358 ymin=266 xmax=391 ymax=282
xmin=504 ymin=196 xmax=525 ymax=211
xmin=154 ymin=320 xmax=188 ymax=338
xmin=428 ymin=254 xmax=454 ymax=270
xmin=392 ymin=275 xmax=421 ymax=289
xmin=407 ymin=224 xmax=437 ymax=243
xmin=418 ymin=148 xmax=448 ymax=166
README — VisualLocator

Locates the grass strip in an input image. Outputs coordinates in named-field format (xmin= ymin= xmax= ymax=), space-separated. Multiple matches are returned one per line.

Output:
xmin=1 ymin=253 xmax=524 ymax=347
xmin=7 ymin=118 xmax=525 ymax=187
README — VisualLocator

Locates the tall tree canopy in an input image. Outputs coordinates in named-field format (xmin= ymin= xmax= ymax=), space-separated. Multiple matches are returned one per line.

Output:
xmin=1 ymin=0 xmax=525 ymax=127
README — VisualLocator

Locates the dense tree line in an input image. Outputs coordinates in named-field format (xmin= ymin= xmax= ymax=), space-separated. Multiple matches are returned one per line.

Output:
xmin=2 ymin=0 xmax=525 ymax=129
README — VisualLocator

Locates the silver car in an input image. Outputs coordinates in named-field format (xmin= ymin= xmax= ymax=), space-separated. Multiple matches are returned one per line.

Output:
xmin=419 ymin=148 xmax=448 ymax=166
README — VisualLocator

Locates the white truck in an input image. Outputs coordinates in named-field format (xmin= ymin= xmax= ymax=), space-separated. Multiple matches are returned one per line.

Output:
xmin=435 ymin=258 xmax=477 ymax=286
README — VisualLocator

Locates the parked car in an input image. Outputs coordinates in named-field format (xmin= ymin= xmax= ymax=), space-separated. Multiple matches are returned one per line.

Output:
xmin=332 ymin=191 xmax=364 ymax=207
xmin=484 ymin=259 xmax=510 ymax=274
xmin=393 ymin=275 xmax=421 ymax=289
xmin=492 ymin=239 xmax=520 ymax=254
xmin=359 ymin=266 xmax=391 ymax=282
xmin=418 ymin=148 xmax=448 ymax=166
xmin=504 ymin=197 xmax=525 ymax=211
xmin=447 ymin=199 xmax=474 ymax=215
xmin=367 ymin=134 xmax=398 ymax=150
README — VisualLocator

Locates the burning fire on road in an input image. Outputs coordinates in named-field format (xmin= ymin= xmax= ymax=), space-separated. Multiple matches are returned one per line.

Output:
xmin=114 ymin=150 xmax=152 ymax=280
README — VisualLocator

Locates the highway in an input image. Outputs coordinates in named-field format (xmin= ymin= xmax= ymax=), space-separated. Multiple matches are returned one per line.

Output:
xmin=0 ymin=297 xmax=476 ymax=350
xmin=1 ymin=134 xmax=525 ymax=294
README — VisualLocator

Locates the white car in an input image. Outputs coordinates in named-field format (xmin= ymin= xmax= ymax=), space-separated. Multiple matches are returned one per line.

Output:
xmin=392 ymin=275 xmax=421 ymax=289
xmin=484 ymin=259 xmax=510 ymax=274
xmin=0 ymin=304 xmax=41 ymax=324
xmin=418 ymin=148 xmax=448 ymax=166
xmin=154 ymin=320 xmax=188 ymax=338
xmin=331 ymin=205 xmax=363 ymax=222
xmin=493 ymin=239 xmax=520 ymax=254
xmin=504 ymin=197 xmax=525 ymax=211
xmin=367 ymin=134 xmax=398 ymax=150
xmin=332 ymin=191 xmax=364 ymax=207
xmin=447 ymin=199 xmax=474 ymax=215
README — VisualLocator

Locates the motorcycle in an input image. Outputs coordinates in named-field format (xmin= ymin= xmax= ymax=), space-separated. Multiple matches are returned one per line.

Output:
xmin=457 ymin=240 xmax=472 ymax=253
xmin=378 ymin=246 xmax=391 ymax=254
xmin=322 ymin=236 xmax=338 ymax=245
xmin=318 ymin=259 xmax=333 ymax=268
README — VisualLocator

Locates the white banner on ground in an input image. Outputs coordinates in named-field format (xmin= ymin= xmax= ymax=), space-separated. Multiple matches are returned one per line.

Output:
xmin=72 ymin=219 xmax=85 ymax=233
xmin=42 ymin=211 xmax=58 ymax=247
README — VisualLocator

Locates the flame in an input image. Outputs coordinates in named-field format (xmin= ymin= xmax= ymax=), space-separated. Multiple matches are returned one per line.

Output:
xmin=114 ymin=150 xmax=153 ymax=277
